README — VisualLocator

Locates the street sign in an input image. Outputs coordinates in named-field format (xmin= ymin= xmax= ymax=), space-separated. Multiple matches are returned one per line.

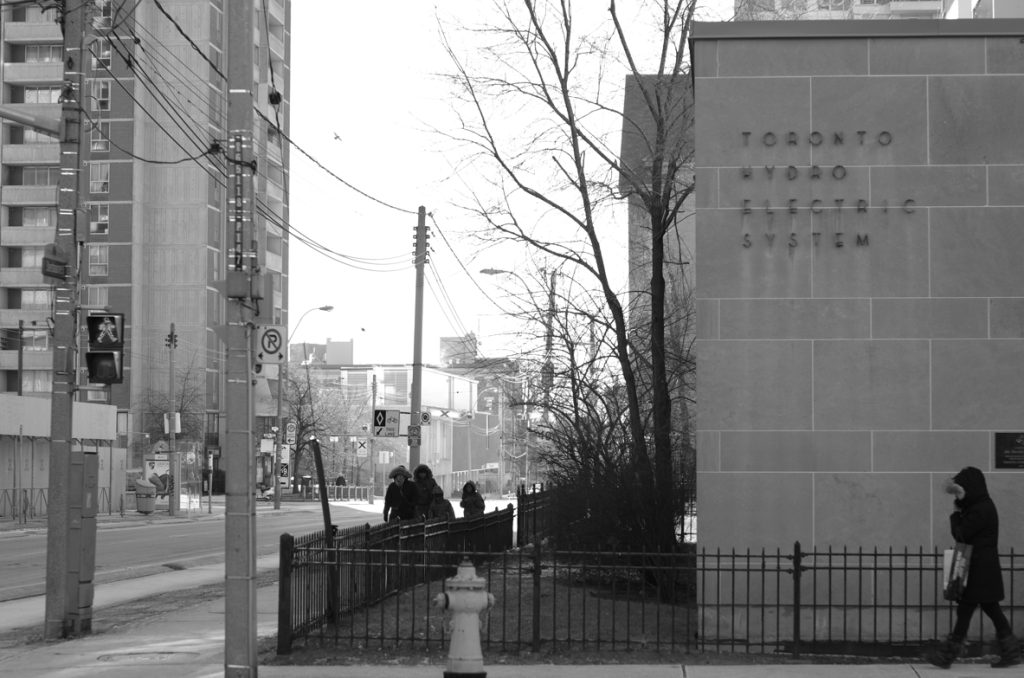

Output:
xmin=256 ymin=325 xmax=285 ymax=364
xmin=420 ymin=411 xmax=432 ymax=426
xmin=373 ymin=409 xmax=400 ymax=437
xmin=355 ymin=439 xmax=368 ymax=458
xmin=407 ymin=424 xmax=421 ymax=447
xmin=285 ymin=420 xmax=296 ymax=445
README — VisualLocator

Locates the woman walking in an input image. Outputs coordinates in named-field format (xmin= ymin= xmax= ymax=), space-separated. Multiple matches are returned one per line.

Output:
xmin=928 ymin=466 xmax=1020 ymax=669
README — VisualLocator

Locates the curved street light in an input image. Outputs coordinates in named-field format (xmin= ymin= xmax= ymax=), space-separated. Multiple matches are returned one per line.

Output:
xmin=273 ymin=304 xmax=334 ymax=509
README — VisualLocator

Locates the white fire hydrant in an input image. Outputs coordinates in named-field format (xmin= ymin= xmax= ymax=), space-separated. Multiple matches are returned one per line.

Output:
xmin=433 ymin=558 xmax=495 ymax=677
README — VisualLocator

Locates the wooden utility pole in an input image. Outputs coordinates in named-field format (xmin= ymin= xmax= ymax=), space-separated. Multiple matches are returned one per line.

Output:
xmin=224 ymin=1 xmax=258 ymax=675
xmin=44 ymin=0 xmax=95 ymax=640
xmin=408 ymin=206 xmax=427 ymax=468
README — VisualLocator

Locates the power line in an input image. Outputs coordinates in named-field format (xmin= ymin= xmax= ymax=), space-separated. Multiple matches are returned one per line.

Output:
xmin=253 ymin=108 xmax=416 ymax=216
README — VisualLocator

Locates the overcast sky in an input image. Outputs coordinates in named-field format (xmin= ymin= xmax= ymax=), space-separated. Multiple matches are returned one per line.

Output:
xmin=286 ymin=1 xmax=733 ymax=365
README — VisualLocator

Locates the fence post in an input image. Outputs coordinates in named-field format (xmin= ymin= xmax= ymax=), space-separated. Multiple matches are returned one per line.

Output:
xmin=277 ymin=532 xmax=294 ymax=654
xmin=532 ymin=539 xmax=542 ymax=652
xmin=792 ymin=540 xmax=802 ymax=659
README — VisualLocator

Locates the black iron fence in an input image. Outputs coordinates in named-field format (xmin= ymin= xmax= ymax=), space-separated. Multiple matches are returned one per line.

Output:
xmin=278 ymin=506 xmax=514 ymax=653
xmin=281 ymin=538 xmax=1022 ymax=658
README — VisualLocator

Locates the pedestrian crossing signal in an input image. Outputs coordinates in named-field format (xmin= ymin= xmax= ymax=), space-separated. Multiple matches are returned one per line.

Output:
xmin=85 ymin=313 xmax=124 ymax=384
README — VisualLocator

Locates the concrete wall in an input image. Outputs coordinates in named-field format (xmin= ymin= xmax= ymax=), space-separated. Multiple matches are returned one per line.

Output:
xmin=693 ymin=20 xmax=1024 ymax=553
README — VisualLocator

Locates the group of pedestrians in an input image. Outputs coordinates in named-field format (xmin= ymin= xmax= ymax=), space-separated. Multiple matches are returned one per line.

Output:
xmin=382 ymin=463 xmax=486 ymax=523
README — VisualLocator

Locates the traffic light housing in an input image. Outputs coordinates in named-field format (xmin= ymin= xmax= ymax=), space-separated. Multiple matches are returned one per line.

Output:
xmin=85 ymin=313 xmax=124 ymax=384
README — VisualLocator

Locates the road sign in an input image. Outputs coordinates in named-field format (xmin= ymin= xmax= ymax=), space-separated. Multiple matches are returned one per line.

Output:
xmin=407 ymin=424 xmax=421 ymax=447
xmin=355 ymin=439 xmax=368 ymax=458
xmin=285 ymin=420 xmax=296 ymax=445
xmin=373 ymin=409 xmax=400 ymax=437
xmin=420 ymin=411 xmax=432 ymax=426
xmin=256 ymin=325 xmax=285 ymax=364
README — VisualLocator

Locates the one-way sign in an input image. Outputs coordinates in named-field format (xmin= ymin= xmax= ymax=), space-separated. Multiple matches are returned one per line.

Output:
xmin=373 ymin=408 xmax=400 ymax=437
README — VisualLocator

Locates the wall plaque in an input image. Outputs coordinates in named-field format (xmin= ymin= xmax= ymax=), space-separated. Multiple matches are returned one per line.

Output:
xmin=994 ymin=433 xmax=1024 ymax=469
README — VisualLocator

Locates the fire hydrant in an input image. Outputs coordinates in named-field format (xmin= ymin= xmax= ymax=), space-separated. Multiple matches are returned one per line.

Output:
xmin=433 ymin=558 xmax=495 ymax=677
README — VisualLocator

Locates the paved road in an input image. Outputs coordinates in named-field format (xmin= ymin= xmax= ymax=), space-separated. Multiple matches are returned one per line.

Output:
xmin=0 ymin=503 xmax=376 ymax=602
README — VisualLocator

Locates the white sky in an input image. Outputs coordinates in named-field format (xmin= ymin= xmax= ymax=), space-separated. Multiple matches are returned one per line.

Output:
xmin=286 ymin=1 xmax=734 ymax=365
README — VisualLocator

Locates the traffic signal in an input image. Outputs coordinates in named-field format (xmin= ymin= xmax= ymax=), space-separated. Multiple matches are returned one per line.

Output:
xmin=85 ymin=313 xmax=124 ymax=384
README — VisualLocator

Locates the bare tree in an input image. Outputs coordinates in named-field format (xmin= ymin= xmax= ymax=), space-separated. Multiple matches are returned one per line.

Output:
xmin=444 ymin=0 xmax=696 ymax=549
xmin=139 ymin=352 xmax=206 ymax=444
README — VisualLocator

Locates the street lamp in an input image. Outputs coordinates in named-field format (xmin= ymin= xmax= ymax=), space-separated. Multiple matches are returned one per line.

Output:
xmin=273 ymin=304 xmax=334 ymax=509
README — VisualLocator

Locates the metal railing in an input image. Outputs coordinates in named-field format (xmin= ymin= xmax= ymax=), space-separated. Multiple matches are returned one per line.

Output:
xmin=282 ymin=539 xmax=1022 ymax=658
xmin=277 ymin=506 xmax=514 ymax=653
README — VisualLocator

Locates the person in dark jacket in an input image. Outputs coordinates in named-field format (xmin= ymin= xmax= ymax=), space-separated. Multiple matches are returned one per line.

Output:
xmin=928 ymin=466 xmax=1020 ymax=669
xmin=383 ymin=465 xmax=416 ymax=522
xmin=412 ymin=463 xmax=438 ymax=519
xmin=427 ymin=485 xmax=456 ymax=521
xmin=460 ymin=480 xmax=485 ymax=518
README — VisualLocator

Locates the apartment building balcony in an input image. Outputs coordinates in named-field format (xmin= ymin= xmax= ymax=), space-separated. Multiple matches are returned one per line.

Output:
xmin=1 ymin=185 xmax=58 ymax=205
xmin=1 ymin=142 xmax=59 ymax=165
xmin=0 ymin=225 xmax=51 ymax=247
xmin=0 ymin=308 xmax=48 ymax=326
xmin=267 ymin=0 xmax=285 ymax=24
xmin=0 ymin=348 xmax=51 ymax=370
xmin=265 ymin=178 xmax=285 ymax=205
xmin=268 ymin=31 xmax=285 ymax=59
xmin=0 ymin=268 xmax=45 ymax=286
xmin=265 ymin=249 xmax=282 ymax=272
xmin=3 ymin=21 xmax=62 ymax=43
xmin=3 ymin=61 xmax=63 ymax=84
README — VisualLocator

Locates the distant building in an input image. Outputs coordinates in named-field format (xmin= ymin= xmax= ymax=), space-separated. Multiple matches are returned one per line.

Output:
xmin=440 ymin=334 xmax=479 ymax=366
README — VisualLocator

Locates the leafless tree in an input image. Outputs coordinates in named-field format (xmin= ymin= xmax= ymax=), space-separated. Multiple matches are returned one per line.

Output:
xmin=443 ymin=0 xmax=696 ymax=549
xmin=139 ymin=352 xmax=206 ymax=444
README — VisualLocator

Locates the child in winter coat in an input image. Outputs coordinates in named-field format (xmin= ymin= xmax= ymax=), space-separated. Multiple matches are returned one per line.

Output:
xmin=460 ymin=480 xmax=485 ymax=518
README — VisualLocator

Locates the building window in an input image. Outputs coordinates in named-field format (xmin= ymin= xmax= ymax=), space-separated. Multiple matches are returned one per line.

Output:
xmin=21 ymin=166 xmax=60 ymax=186
xmin=91 ymin=121 xmax=110 ymax=152
xmin=23 ymin=86 xmax=62 ymax=104
xmin=89 ymin=203 xmax=109 ymax=234
xmin=22 ymin=370 xmax=52 ymax=394
xmin=22 ymin=288 xmax=52 ymax=310
xmin=83 ymin=285 xmax=109 ymax=308
xmin=23 ymin=207 xmax=57 ymax=228
xmin=92 ymin=80 xmax=111 ymax=111
xmin=91 ymin=38 xmax=111 ymax=70
xmin=24 ymin=44 xmax=62 ymax=62
xmin=22 ymin=328 xmax=51 ymax=351
xmin=8 ymin=246 xmax=44 ymax=268
xmin=92 ymin=0 xmax=112 ymax=29
xmin=90 ymin=163 xmax=110 ymax=194
xmin=21 ymin=127 xmax=58 ymax=144
xmin=88 ymin=244 xmax=109 ymax=277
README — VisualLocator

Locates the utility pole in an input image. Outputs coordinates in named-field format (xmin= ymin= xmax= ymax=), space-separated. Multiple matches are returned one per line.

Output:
xmin=44 ymin=0 xmax=95 ymax=640
xmin=165 ymin=323 xmax=178 ymax=516
xmin=224 ymin=1 xmax=258 ymax=675
xmin=409 ymin=206 xmax=427 ymax=469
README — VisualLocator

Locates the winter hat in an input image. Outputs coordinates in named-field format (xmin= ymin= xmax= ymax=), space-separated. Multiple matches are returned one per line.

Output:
xmin=388 ymin=465 xmax=411 ymax=480
xmin=431 ymin=485 xmax=444 ymax=497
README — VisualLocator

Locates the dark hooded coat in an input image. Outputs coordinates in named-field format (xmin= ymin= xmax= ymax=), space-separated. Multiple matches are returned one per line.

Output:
xmin=460 ymin=481 xmax=485 ymax=518
xmin=949 ymin=466 xmax=1004 ymax=603
xmin=412 ymin=464 xmax=438 ymax=519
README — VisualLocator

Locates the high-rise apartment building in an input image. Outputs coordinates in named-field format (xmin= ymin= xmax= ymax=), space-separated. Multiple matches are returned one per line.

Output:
xmin=735 ymin=0 xmax=945 ymax=20
xmin=0 ymin=0 xmax=290 ymax=462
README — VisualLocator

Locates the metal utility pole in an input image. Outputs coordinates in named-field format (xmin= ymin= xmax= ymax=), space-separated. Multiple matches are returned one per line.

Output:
xmin=44 ymin=0 xmax=95 ymax=640
xmin=224 ymin=1 xmax=258 ymax=674
xmin=408 ymin=206 xmax=427 ymax=469
xmin=166 ymin=323 xmax=178 ymax=516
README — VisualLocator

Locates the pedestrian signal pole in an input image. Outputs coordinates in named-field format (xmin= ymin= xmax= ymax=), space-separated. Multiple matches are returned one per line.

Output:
xmin=44 ymin=0 xmax=95 ymax=640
